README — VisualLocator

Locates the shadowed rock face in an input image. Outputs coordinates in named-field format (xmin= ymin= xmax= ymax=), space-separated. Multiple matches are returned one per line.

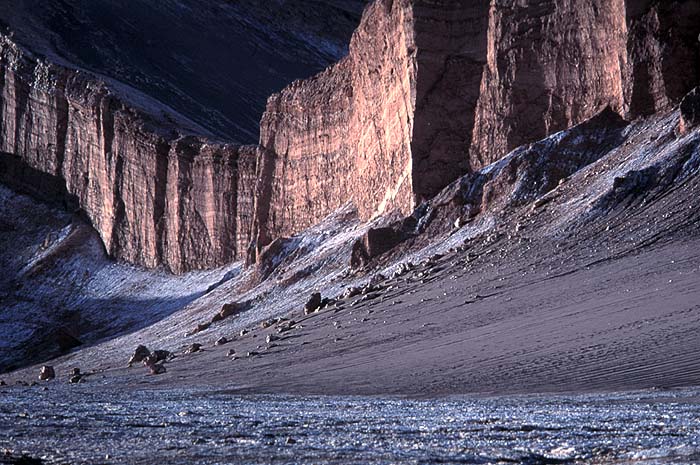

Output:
xmin=0 ymin=0 xmax=367 ymax=142
xmin=255 ymin=0 xmax=700 ymax=253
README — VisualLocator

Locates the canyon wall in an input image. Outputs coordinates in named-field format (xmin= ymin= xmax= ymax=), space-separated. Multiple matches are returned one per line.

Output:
xmin=0 ymin=35 xmax=257 ymax=273
xmin=1 ymin=0 xmax=698 ymax=272
xmin=255 ymin=0 xmax=700 ymax=252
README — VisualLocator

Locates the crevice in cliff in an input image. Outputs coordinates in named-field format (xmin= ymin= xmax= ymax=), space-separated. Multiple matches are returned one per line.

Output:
xmin=99 ymin=93 xmax=115 ymax=160
xmin=109 ymin=152 xmax=126 ymax=258
xmin=13 ymin=71 xmax=29 ymax=155
xmin=153 ymin=138 xmax=170 ymax=267
xmin=54 ymin=89 xmax=69 ymax=176
xmin=248 ymin=147 xmax=277 ymax=265
xmin=0 ymin=65 xmax=5 ymax=147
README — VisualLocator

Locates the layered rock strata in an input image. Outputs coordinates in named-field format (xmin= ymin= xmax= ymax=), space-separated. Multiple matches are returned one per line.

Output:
xmin=0 ymin=35 xmax=257 ymax=273
xmin=1 ymin=1 xmax=699 ymax=272
xmin=255 ymin=0 xmax=700 ymax=253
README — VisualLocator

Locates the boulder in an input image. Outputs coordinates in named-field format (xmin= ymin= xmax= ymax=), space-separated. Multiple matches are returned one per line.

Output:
xmin=212 ymin=302 xmax=244 ymax=323
xmin=304 ymin=292 xmax=322 ymax=314
xmin=152 ymin=350 xmax=171 ymax=362
xmin=350 ymin=227 xmax=406 ymax=268
xmin=128 ymin=345 xmax=150 ymax=367
xmin=39 ymin=366 xmax=55 ymax=381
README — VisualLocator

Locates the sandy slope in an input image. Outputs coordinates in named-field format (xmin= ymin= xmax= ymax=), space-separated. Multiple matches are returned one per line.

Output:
xmin=2 ymin=108 xmax=699 ymax=396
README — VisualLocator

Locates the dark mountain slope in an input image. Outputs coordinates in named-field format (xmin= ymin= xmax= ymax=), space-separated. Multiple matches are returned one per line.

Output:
xmin=0 ymin=0 xmax=367 ymax=142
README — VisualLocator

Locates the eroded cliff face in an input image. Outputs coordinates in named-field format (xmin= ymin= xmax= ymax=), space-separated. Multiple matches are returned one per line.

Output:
xmin=256 ymin=0 xmax=700 ymax=253
xmin=1 ymin=1 xmax=698 ymax=273
xmin=0 ymin=35 xmax=257 ymax=273
xmin=258 ymin=0 xmax=418 ymax=242
xmin=471 ymin=0 xmax=700 ymax=168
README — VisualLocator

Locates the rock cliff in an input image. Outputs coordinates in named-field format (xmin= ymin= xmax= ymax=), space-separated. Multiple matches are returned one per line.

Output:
xmin=255 ymin=0 xmax=700 ymax=253
xmin=1 ymin=0 xmax=698 ymax=272
xmin=0 ymin=35 xmax=258 ymax=273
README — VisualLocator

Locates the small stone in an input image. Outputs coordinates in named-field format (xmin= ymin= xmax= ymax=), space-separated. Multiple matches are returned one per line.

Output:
xmin=185 ymin=343 xmax=202 ymax=354
xmin=285 ymin=437 xmax=296 ymax=445
xmin=226 ymin=349 xmax=236 ymax=357
xmin=69 ymin=375 xmax=82 ymax=384
xmin=215 ymin=337 xmax=229 ymax=346
xmin=266 ymin=334 xmax=277 ymax=344
xmin=70 ymin=367 xmax=81 ymax=377
xmin=149 ymin=364 xmax=166 ymax=375
xmin=246 ymin=351 xmax=259 ymax=357
xmin=343 ymin=287 xmax=361 ymax=299
xmin=39 ymin=366 xmax=55 ymax=381
xmin=189 ymin=322 xmax=210 ymax=335
xmin=240 ymin=329 xmax=248 ymax=337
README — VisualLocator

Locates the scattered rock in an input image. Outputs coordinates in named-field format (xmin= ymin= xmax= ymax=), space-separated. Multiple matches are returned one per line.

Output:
xmin=350 ymin=226 xmax=406 ymax=268
xmin=246 ymin=351 xmax=259 ymax=357
xmin=285 ymin=437 xmax=296 ymax=445
xmin=266 ymin=334 xmax=277 ymax=344
xmin=226 ymin=349 xmax=236 ymax=357
xmin=0 ymin=380 xmax=6 ymax=386
xmin=343 ymin=286 xmax=362 ymax=299
xmin=39 ymin=366 xmax=55 ymax=381
xmin=215 ymin=337 xmax=229 ymax=346
xmin=147 ymin=363 xmax=166 ymax=375
xmin=70 ymin=368 xmax=81 ymax=377
xmin=277 ymin=320 xmax=296 ymax=334
xmin=212 ymin=302 xmax=244 ymax=323
xmin=69 ymin=375 xmax=82 ymax=384
xmin=240 ymin=329 xmax=248 ymax=337
xmin=152 ymin=350 xmax=171 ymax=363
xmin=188 ymin=322 xmax=211 ymax=336
xmin=128 ymin=345 xmax=151 ymax=367
xmin=304 ymin=292 xmax=323 ymax=314
xmin=185 ymin=343 xmax=202 ymax=354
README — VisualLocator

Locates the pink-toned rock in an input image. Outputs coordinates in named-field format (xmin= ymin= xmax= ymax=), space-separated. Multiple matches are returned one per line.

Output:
xmin=0 ymin=35 xmax=258 ymax=273
xmin=252 ymin=0 xmax=700 ymax=257
xmin=1 ymin=1 xmax=699 ymax=273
